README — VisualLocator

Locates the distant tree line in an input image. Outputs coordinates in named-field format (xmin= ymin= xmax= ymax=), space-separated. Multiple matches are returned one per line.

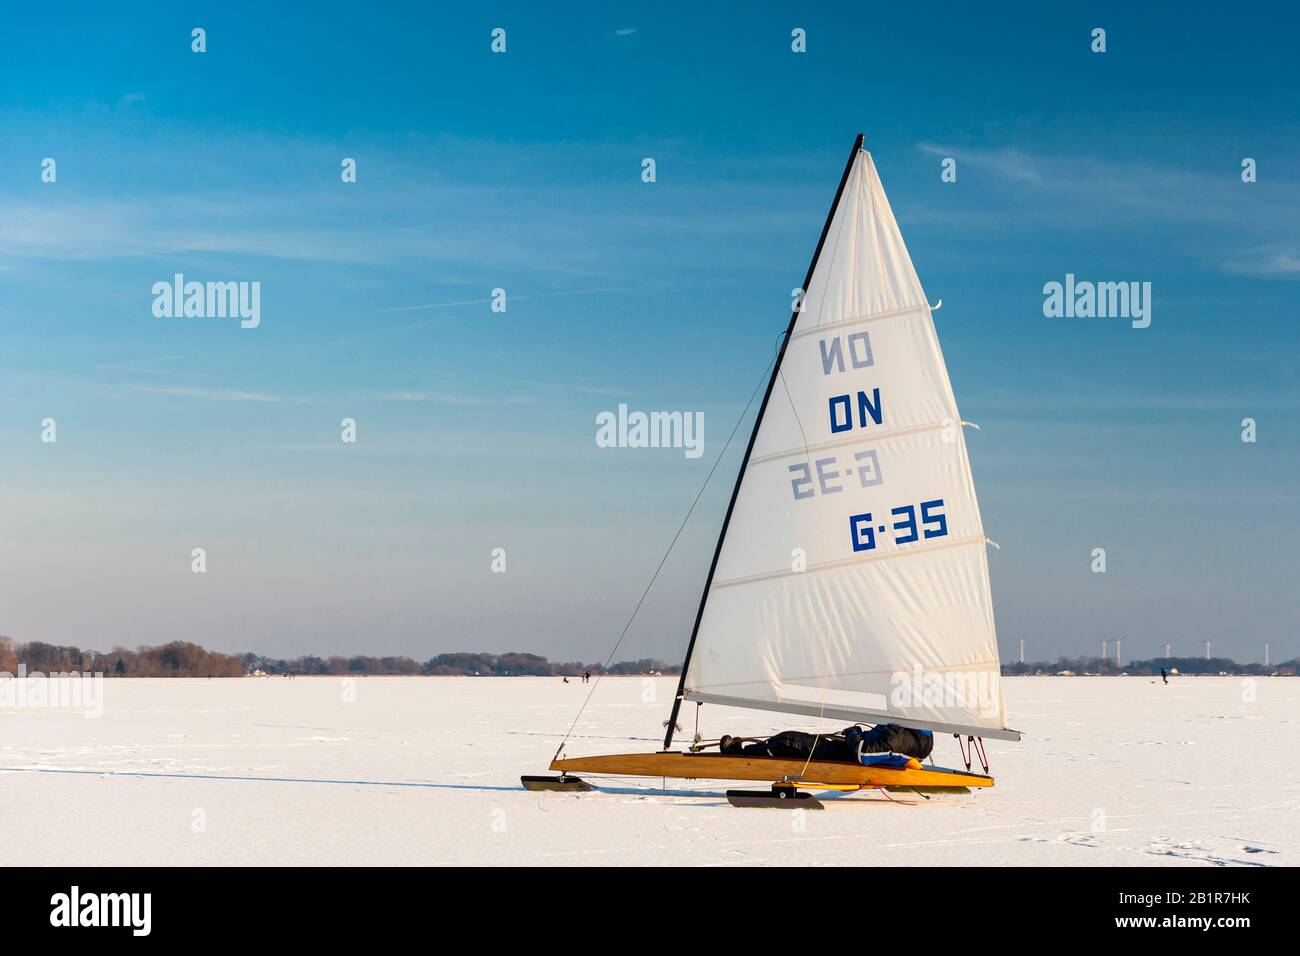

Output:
xmin=9 ymin=633 xmax=1288 ymax=680
xmin=0 ymin=636 xmax=242 ymax=677
xmin=1002 ymin=655 xmax=1296 ymax=677
xmin=0 ymin=635 xmax=679 ymax=678
xmin=242 ymin=651 xmax=680 ymax=677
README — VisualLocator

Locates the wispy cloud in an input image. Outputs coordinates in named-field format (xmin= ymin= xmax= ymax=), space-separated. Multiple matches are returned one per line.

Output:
xmin=917 ymin=141 xmax=1300 ymax=224
xmin=0 ymin=112 xmax=826 ymax=292
xmin=0 ymin=197 xmax=390 ymax=265
xmin=376 ymin=287 xmax=617 ymax=315
xmin=8 ymin=369 xmax=284 ymax=403
xmin=92 ymin=356 xmax=208 ymax=378
xmin=378 ymin=390 xmax=531 ymax=406
xmin=968 ymin=385 xmax=1300 ymax=416
xmin=510 ymin=378 xmax=625 ymax=397
xmin=1222 ymin=245 xmax=1300 ymax=277
xmin=916 ymin=140 xmax=1300 ymax=278
xmin=918 ymin=142 xmax=1043 ymax=184
xmin=111 ymin=383 xmax=280 ymax=402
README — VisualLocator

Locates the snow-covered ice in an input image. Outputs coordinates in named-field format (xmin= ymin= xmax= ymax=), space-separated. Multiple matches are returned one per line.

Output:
xmin=1 ymin=675 xmax=1295 ymax=866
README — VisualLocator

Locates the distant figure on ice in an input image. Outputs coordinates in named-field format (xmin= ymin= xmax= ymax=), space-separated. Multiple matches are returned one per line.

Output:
xmin=1160 ymin=667 xmax=1168 ymax=685
xmin=562 ymin=676 xmax=570 ymax=684
xmin=583 ymin=670 xmax=591 ymax=684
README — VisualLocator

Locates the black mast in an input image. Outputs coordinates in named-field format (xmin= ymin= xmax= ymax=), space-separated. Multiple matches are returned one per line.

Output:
xmin=663 ymin=133 xmax=865 ymax=750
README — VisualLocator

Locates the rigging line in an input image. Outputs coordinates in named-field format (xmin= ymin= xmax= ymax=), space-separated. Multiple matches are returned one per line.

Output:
xmin=550 ymin=345 xmax=782 ymax=762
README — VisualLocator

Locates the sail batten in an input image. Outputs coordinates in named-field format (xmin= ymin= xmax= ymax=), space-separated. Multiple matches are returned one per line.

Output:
xmin=711 ymin=534 xmax=991 ymax=590
xmin=788 ymin=302 xmax=931 ymax=340
xmin=677 ymin=141 xmax=1015 ymax=741
xmin=746 ymin=418 xmax=957 ymax=466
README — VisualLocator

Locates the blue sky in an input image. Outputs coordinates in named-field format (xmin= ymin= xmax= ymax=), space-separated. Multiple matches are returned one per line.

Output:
xmin=1 ymin=3 xmax=1297 ymax=665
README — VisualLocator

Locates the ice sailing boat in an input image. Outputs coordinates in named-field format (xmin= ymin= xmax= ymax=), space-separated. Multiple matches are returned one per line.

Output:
xmin=524 ymin=134 xmax=1019 ymax=807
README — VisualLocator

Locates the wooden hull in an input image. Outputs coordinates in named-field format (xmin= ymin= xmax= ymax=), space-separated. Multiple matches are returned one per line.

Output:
xmin=550 ymin=751 xmax=992 ymax=790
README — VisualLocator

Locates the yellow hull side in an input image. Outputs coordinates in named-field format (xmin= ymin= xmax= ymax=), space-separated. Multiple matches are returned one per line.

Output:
xmin=550 ymin=751 xmax=992 ymax=790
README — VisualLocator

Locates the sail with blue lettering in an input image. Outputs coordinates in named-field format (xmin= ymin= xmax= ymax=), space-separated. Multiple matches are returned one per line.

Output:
xmin=679 ymin=145 xmax=1016 ymax=740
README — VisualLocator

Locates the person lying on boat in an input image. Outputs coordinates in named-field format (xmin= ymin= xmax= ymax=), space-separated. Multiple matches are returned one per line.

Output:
xmin=717 ymin=723 xmax=933 ymax=763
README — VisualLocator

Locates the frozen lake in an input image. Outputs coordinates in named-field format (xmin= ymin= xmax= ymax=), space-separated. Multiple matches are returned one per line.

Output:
xmin=1 ymin=675 xmax=1294 ymax=866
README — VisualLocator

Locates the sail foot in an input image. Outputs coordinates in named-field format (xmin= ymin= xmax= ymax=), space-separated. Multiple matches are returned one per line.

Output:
xmin=683 ymin=690 xmax=1021 ymax=742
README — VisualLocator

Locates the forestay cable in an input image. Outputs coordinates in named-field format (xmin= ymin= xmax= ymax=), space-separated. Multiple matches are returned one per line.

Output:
xmin=551 ymin=345 xmax=782 ymax=761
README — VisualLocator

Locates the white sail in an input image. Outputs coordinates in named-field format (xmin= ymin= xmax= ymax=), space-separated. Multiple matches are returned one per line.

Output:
xmin=682 ymin=146 xmax=1017 ymax=740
